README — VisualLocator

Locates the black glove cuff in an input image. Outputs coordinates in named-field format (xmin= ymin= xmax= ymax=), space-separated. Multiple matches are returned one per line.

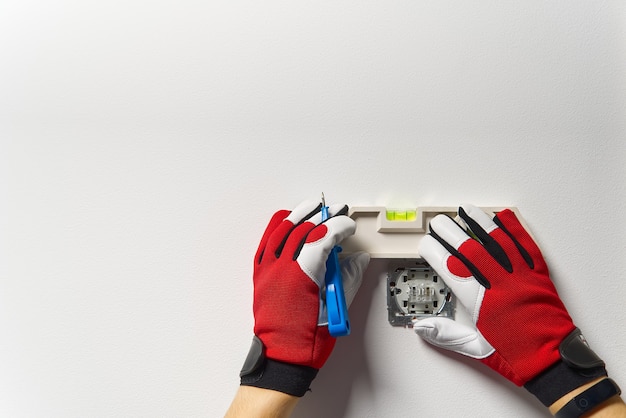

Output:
xmin=239 ymin=336 xmax=319 ymax=397
xmin=524 ymin=328 xmax=608 ymax=407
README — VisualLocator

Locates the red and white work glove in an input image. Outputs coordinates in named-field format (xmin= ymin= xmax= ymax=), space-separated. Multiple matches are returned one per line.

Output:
xmin=414 ymin=204 xmax=611 ymax=408
xmin=240 ymin=200 xmax=370 ymax=397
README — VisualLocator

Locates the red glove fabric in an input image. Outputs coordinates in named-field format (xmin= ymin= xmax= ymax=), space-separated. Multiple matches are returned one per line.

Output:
xmin=241 ymin=200 xmax=370 ymax=396
xmin=414 ymin=205 xmax=601 ymax=391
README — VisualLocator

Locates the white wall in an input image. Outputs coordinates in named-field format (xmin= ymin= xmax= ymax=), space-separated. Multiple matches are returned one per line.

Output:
xmin=1 ymin=1 xmax=625 ymax=417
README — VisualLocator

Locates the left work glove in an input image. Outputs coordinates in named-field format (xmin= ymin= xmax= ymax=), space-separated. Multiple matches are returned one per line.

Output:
xmin=240 ymin=200 xmax=370 ymax=397
xmin=414 ymin=204 xmax=610 ymax=408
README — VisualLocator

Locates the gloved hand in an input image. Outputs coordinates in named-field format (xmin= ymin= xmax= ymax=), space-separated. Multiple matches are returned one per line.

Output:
xmin=414 ymin=204 xmax=609 ymax=408
xmin=240 ymin=200 xmax=370 ymax=397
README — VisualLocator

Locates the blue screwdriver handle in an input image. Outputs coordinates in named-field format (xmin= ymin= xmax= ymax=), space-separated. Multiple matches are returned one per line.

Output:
xmin=321 ymin=203 xmax=350 ymax=337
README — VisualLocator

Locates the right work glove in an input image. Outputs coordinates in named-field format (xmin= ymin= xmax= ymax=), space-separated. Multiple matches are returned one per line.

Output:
xmin=414 ymin=204 xmax=612 ymax=409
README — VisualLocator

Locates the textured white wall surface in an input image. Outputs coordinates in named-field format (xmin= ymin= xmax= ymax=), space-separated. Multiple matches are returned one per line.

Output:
xmin=1 ymin=1 xmax=625 ymax=417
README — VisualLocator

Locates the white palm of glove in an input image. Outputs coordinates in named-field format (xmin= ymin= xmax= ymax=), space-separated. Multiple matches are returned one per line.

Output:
xmin=413 ymin=206 xmax=496 ymax=359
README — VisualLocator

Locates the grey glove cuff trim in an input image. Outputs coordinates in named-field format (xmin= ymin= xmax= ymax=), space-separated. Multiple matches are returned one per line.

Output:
xmin=525 ymin=328 xmax=607 ymax=407
xmin=239 ymin=336 xmax=319 ymax=397
xmin=559 ymin=328 xmax=605 ymax=369
xmin=240 ymin=336 xmax=266 ymax=377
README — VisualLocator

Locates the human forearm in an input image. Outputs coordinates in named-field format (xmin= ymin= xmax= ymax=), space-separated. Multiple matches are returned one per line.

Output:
xmin=224 ymin=386 xmax=299 ymax=418
xmin=549 ymin=378 xmax=626 ymax=417
xmin=581 ymin=396 xmax=626 ymax=418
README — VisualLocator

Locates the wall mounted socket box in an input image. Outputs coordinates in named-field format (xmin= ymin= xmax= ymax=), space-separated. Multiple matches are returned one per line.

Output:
xmin=386 ymin=259 xmax=454 ymax=326
xmin=341 ymin=206 xmax=523 ymax=327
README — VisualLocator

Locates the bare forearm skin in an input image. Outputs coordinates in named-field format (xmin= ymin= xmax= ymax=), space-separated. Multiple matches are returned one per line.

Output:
xmin=224 ymin=386 xmax=300 ymax=418
xmin=549 ymin=378 xmax=626 ymax=417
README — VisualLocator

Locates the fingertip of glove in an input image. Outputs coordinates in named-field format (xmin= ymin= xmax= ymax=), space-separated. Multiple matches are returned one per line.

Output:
xmin=285 ymin=200 xmax=323 ymax=224
xmin=413 ymin=323 xmax=439 ymax=343
xmin=494 ymin=207 xmax=516 ymax=221
xmin=325 ymin=213 xmax=357 ymax=235
xmin=327 ymin=203 xmax=349 ymax=217
xmin=458 ymin=203 xmax=479 ymax=214
xmin=428 ymin=213 xmax=460 ymax=235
